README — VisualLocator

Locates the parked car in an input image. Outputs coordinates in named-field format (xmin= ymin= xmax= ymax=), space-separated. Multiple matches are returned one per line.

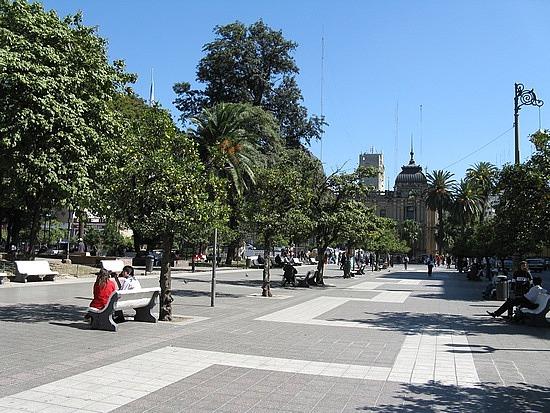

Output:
xmin=526 ymin=258 xmax=545 ymax=273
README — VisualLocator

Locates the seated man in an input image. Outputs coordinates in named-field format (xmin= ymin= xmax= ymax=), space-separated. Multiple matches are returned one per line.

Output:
xmin=281 ymin=262 xmax=297 ymax=287
xmin=487 ymin=276 xmax=546 ymax=318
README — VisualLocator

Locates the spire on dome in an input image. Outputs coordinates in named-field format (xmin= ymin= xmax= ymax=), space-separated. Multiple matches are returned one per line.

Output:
xmin=409 ymin=134 xmax=415 ymax=165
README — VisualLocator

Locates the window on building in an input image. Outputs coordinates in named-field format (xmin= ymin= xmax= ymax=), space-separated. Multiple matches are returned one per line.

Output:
xmin=405 ymin=206 xmax=415 ymax=220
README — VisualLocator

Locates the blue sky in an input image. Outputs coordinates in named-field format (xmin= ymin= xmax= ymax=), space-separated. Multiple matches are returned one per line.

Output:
xmin=40 ymin=0 xmax=550 ymax=186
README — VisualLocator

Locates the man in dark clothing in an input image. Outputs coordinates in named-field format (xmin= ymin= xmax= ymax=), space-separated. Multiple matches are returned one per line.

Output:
xmin=488 ymin=276 xmax=544 ymax=318
xmin=510 ymin=261 xmax=533 ymax=296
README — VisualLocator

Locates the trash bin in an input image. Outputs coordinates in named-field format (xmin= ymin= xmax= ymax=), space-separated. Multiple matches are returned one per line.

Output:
xmin=495 ymin=275 xmax=509 ymax=301
xmin=145 ymin=255 xmax=155 ymax=273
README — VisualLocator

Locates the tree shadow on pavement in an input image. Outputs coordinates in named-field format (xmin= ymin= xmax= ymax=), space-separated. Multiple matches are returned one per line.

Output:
xmin=330 ymin=311 xmax=550 ymax=338
xmin=0 ymin=303 xmax=85 ymax=323
xmin=358 ymin=382 xmax=550 ymax=412
xmin=171 ymin=289 xmax=243 ymax=299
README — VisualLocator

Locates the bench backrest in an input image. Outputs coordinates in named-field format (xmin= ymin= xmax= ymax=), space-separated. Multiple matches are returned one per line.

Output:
xmin=521 ymin=293 xmax=550 ymax=315
xmin=101 ymin=259 xmax=125 ymax=273
xmin=114 ymin=287 xmax=160 ymax=311
xmin=15 ymin=260 xmax=53 ymax=275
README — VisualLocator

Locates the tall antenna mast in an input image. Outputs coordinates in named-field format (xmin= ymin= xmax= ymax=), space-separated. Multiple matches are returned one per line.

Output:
xmin=419 ymin=104 xmax=423 ymax=160
xmin=149 ymin=68 xmax=155 ymax=107
xmin=394 ymin=100 xmax=399 ymax=185
xmin=320 ymin=29 xmax=325 ymax=163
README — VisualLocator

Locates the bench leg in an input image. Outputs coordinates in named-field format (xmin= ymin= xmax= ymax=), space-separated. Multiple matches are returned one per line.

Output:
xmin=14 ymin=274 xmax=27 ymax=283
xmin=90 ymin=311 xmax=117 ymax=332
xmin=134 ymin=305 xmax=157 ymax=323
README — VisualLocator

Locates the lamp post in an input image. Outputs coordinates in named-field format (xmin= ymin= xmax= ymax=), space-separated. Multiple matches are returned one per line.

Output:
xmin=514 ymin=83 xmax=544 ymax=164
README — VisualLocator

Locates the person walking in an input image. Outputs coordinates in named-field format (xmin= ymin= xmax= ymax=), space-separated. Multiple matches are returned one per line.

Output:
xmin=404 ymin=255 xmax=409 ymax=270
xmin=427 ymin=255 xmax=434 ymax=277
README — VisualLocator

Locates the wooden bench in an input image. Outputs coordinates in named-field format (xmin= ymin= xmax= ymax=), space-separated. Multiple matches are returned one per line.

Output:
xmin=88 ymin=287 xmax=160 ymax=331
xmin=14 ymin=260 xmax=58 ymax=283
xmin=0 ymin=272 xmax=6 ymax=285
xmin=517 ymin=293 xmax=550 ymax=326
xmin=100 ymin=259 xmax=125 ymax=274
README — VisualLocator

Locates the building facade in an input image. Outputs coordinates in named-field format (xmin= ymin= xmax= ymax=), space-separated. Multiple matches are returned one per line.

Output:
xmin=359 ymin=152 xmax=385 ymax=191
xmin=365 ymin=150 xmax=437 ymax=258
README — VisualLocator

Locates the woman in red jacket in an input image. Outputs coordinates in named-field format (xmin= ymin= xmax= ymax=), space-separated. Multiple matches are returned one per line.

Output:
xmin=84 ymin=269 xmax=117 ymax=322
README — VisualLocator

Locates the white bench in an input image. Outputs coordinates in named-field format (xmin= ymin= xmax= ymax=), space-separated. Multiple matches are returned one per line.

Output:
xmin=0 ymin=272 xmax=6 ymax=285
xmin=291 ymin=257 xmax=303 ymax=266
xmin=14 ymin=260 xmax=58 ymax=283
xmin=100 ymin=259 xmax=125 ymax=274
xmin=88 ymin=287 xmax=160 ymax=331
xmin=517 ymin=293 xmax=550 ymax=326
xmin=249 ymin=256 xmax=265 ymax=268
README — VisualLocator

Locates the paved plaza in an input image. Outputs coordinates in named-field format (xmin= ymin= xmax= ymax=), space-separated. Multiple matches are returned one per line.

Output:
xmin=1 ymin=264 xmax=550 ymax=412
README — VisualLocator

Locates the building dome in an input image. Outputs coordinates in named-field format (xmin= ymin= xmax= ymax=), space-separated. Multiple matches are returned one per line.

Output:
xmin=394 ymin=149 xmax=427 ymax=186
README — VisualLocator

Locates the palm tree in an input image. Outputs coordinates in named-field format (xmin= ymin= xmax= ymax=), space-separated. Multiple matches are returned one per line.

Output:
xmin=452 ymin=179 xmax=483 ymax=226
xmin=190 ymin=103 xmax=260 ymax=196
xmin=425 ymin=170 xmax=455 ymax=253
xmin=465 ymin=162 xmax=498 ymax=222
xmin=190 ymin=103 xmax=277 ymax=265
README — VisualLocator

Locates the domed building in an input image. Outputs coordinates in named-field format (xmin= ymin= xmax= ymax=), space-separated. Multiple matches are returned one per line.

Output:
xmin=365 ymin=149 xmax=437 ymax=259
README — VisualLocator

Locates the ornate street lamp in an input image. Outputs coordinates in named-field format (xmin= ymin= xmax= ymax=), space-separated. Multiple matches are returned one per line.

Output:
xmin=514 ymin=83 xmax=544 ymax=164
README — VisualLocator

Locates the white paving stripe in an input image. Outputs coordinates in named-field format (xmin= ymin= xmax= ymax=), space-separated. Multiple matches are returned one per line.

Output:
xmin=388 ymin=334 xmax=479 ymax=386
xmin=256 ymin=295 xmax=410 ymax=330
xmin=0 ymin=337 xmax=480 ymax=412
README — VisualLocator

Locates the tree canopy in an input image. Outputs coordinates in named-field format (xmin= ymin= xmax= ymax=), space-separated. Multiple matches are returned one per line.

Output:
xmin=173 ymin=20 xmax=323 ymax=147
xmin=0 ymin=0 xmax=133 ymax=253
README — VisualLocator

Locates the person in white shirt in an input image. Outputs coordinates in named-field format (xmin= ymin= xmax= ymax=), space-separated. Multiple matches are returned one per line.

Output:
xmin=119 ymin=265 xmax=141 ymax=290
xmin=488 ymin=276 xmax=547 ymax=318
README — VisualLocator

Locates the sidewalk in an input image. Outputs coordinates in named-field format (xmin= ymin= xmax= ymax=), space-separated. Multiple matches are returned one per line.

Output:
xmin=1 ymin=264 xmax=549 ymax=412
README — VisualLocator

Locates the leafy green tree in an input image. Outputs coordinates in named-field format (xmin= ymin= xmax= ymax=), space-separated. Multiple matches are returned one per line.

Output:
xmin=309 ymin=166 xmax=376 ymax=284
xmin=401 ymin=219 xmax=421 ymax=258
xmin=174 ymin=20 xmax=323 ymax=147
xmin=0 ymin=1 xmax=133 ymax=255
xmin=493 ymin=162 xmax=547 ymax=259
xmin=245 ymin=156 xmax=313 ymax=296
xmin=425 ymin=170 xmax=455 ymax=253
xmin=366 ymin=217 xmax=409 ymax=261
xmin=101 ymin=104 xmax=227 ymax=320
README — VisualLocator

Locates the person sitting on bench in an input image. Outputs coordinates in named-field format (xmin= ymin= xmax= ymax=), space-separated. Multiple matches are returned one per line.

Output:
xmin=281 ymin=262 xmax=297 ymax=287
xmin=118 ymin=265 xmax=141 ymax=290
xmin=84 ymin=269 xmax=117 ymax=324
xmin=487 ymin=276 xmax=546 ymax=319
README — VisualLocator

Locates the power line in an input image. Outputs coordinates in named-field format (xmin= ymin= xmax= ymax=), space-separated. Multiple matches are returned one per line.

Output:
xmin=441 ymin=126 xmax=514 ymax=170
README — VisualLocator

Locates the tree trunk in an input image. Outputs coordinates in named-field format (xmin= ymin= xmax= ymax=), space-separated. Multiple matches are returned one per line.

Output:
xmin=27 ymin=205 xmax=41 ymax=258
xmin=225 ymin=239 xmax=239 ymax=266
xmin=316 ymin=246 xmax=326 ymax=285
xmin=262 ymin=237 xmax=272 ymax=297
xmin=159 ymin=233 xmax=174 ymax=321
xmin=437 ymin=206 xmax=444 ymax=254
xmin=132 ymin=228 xmax=142 ymax=254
